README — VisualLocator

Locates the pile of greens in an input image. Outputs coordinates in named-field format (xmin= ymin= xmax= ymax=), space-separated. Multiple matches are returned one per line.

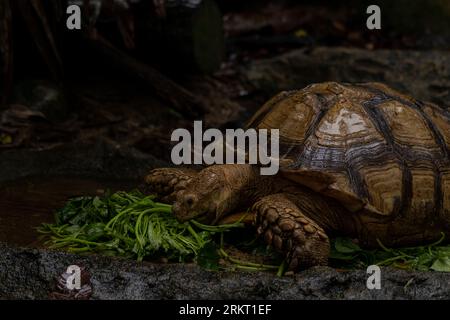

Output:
xmin=39 ymin=190 xmax=450 ymax=273
xmin=38 ymin=190 xmax=243 ymax=263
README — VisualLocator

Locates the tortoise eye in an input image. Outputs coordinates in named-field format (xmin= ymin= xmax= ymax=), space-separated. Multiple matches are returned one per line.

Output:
xmin=184 ymin=194 xmax=197 ymax=207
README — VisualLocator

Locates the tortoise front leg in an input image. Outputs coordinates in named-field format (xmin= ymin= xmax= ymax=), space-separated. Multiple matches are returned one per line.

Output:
xmin=253 ymin=193 xmax=330 ymax=270
xmin=144 ymin=168 xmax=198 ymax=203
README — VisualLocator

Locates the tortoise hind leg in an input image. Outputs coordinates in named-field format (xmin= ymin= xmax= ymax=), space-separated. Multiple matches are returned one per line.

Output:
xmin=144 ymin=168 xmax=197 ymax=203
xmin=253 ymin=193 xmax=330 ymax=270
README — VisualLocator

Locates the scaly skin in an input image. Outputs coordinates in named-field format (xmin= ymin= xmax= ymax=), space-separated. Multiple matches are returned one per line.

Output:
xmin=145 ymin=168 xmax=197 ymax=203
xmin=253 ymin=193 xmax=330 ymax=269
xmin=145 ymin=164 xmax=350 ymax=270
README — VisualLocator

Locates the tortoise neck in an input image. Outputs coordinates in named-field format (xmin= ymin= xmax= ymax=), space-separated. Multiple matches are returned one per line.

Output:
xmin=207 ymin=164 xmax=252 ymax=217
xmin=219 ymin=164 xmax=275 ymax=209
xmin=236 ymin=166 xmax=286 ymax=205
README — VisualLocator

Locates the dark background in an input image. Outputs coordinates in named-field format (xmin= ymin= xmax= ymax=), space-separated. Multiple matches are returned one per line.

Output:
xmin=1 ymin=0 xmax=449 ymax=159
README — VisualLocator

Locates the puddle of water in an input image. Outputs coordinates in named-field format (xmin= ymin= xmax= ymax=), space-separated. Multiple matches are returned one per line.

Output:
xmin=0 ymin=176 xmax=136 ymax=248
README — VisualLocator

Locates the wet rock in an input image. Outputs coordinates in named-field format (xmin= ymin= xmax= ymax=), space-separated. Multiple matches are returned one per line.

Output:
xmin=243 ymin=47 xmax=450 ymax=109
xmin=1 ymin=242 xmax=450 ymax=299
xmin=0 ymin=139 xmax=168 ymax=183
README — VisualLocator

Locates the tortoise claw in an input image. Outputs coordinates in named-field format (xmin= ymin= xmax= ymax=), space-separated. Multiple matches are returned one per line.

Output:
xmin=144 ymin=168 xmax=197 ymax=203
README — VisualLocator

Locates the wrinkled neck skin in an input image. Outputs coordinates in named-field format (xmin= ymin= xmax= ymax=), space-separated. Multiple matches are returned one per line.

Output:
xmin=217 ymin=164 xmax=291 ymax=218
xmin=215 ymin=164 xmax=275 ymax=216
xmin=220 ymin=164 xmax=354 ymax=234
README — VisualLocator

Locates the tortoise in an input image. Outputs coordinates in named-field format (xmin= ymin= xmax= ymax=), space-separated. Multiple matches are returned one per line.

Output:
xmin=145 ymin=82 xmax=450 ymax=270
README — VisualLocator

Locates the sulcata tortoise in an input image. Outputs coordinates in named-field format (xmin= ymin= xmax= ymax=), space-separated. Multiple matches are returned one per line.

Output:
xmin=146 ymin=82 xmax=450 ymax=270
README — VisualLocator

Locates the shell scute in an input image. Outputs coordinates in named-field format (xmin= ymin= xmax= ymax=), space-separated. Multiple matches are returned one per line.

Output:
xmin=251 ymin=82 xmax=449 ymax=218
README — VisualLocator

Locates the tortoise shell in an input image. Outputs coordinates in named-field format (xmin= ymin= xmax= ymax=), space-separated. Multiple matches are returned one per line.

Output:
xmin=247 ymin=82 xmax=450 ymax=225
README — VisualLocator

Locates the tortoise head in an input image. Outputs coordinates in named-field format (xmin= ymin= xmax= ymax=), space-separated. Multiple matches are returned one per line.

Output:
xmin=172 ymin=166 xmax=237 ymax=224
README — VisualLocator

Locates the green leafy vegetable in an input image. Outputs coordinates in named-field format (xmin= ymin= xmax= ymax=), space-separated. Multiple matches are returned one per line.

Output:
xmin=196 ymin=242 xmax=221 ymax=271
xmin=431 ymin=258 xmax=450 ymax=272
xmin=38 ymin=190 xmax=246 ymax=265
xmin=329 ymin=234 xmax=450 ymax=272
xmin=334 ymin=237 xmax=362 ymax=254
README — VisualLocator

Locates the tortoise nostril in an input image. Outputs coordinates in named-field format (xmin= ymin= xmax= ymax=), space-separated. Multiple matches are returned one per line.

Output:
xmin=184 ymin=194 xmax=196 ymax=207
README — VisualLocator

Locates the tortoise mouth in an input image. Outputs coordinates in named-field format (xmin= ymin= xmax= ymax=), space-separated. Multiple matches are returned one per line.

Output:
xmin=172 ymin=202 xmax=212 ymax=223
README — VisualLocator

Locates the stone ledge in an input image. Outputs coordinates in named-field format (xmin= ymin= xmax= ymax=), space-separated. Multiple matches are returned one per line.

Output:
xmin=1 ymin=242 xmax=449 ymax=300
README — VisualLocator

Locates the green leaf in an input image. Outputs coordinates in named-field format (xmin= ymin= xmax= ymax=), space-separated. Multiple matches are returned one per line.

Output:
xmin=431 ymin=258 xmax=450 ymax=272
xmin=196 ymin=242 xmax=220 ymax=271
xmin=85 ymin=223 xmax=107 ymax=240
xmin=334 ymin=238 xmax=361 ymax=254
xmin=328 ymin=251 xmax=358 ymax=261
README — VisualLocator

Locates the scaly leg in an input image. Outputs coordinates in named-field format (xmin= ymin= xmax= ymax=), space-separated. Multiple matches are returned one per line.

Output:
xmin=253 ymin=193 xmax=330 ymax=270
xmin=144 ymin=168 xmax=198 ymax=203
